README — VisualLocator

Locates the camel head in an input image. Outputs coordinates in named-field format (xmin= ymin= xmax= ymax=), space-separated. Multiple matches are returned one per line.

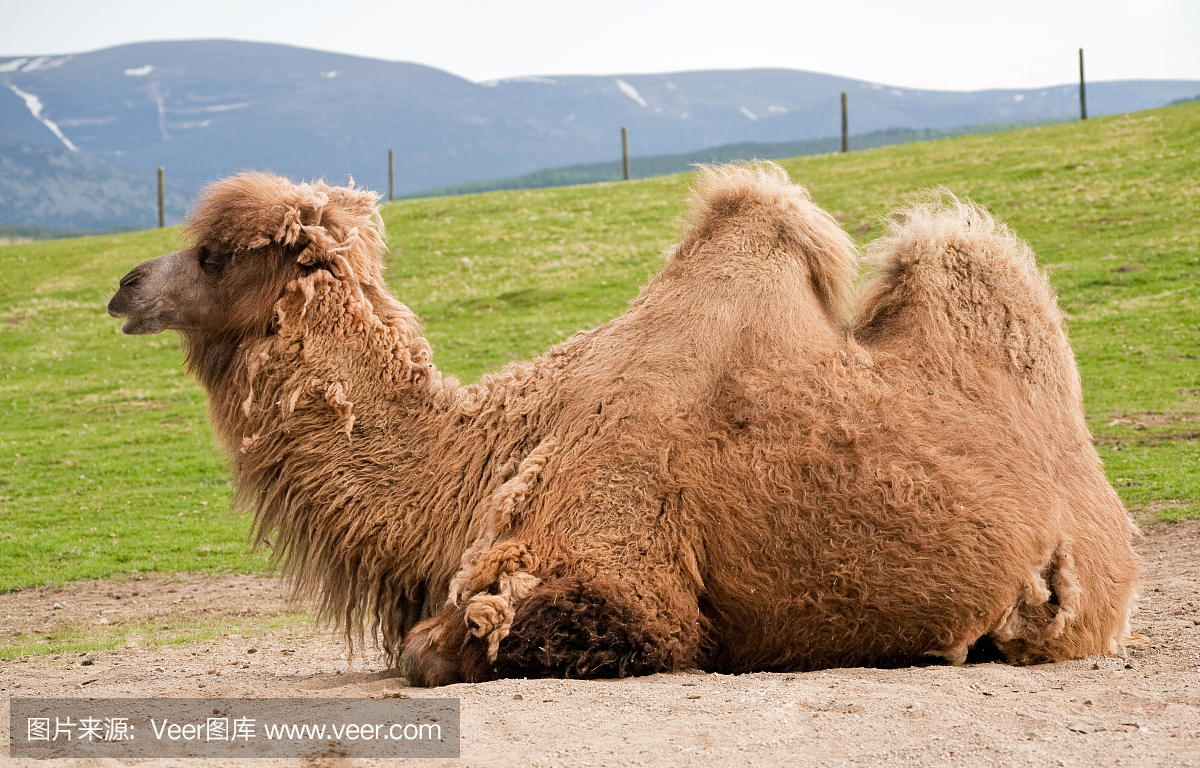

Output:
xmin=108 ymin=173 xmax=386 ymax=341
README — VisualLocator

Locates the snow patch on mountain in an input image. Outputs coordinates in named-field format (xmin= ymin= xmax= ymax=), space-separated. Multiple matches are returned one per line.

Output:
xmin=7 ymin=84 xmax=78 ymax=152
xmin=20 ymin=56 xmax=70 ymax=72
xmin=480 ymin=75 xmax=558 ymax=87
xmin=171 ymin=102 xmax=251 ymax=114
xmin=740 ymin=106 xmax=758 ymax=121
xmin=0 ymin=58 xmax=29 ymax=73
xmin=59 ymin=117 xmax=115 ymax=127
xmin=154 ymin=93 xmax=168 ymax=140
xmin=616 ymin=79 xmax=648 ymax=108
xmin=125 ymin=65 xmax=154 ymax=77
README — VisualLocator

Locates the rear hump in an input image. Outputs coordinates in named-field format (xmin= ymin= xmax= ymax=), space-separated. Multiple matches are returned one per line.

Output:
xmin=852 ymin=194 xmax=1075 ymax=395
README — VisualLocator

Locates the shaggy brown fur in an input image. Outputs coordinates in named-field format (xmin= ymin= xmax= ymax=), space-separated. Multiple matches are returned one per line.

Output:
xmin=107 ymin=164 xmax=1138 ymax=685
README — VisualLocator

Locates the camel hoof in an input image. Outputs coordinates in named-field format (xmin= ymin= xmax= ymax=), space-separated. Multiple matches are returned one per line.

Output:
xmin=399 ymin=624 xmax=463 ymax=688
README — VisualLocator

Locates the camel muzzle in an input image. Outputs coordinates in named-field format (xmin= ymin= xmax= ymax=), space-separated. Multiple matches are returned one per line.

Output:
xmin=107 ymin=252 xmax=183 ymax=335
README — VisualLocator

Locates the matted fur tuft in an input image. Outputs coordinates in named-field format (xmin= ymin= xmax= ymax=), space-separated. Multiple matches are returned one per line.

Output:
xmin=185 ymin=172 xmax=386 ymax=285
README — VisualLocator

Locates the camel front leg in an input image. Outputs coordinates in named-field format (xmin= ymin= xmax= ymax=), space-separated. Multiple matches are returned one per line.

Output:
xmin=400 ymin=539 xmax=541 ymax=687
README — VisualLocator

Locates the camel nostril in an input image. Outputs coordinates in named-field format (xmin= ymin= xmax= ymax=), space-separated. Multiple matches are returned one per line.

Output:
xmin=118 ymin=269 xmax=144 ymax=289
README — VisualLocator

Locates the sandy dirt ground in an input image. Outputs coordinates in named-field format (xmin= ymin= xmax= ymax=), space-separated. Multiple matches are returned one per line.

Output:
xmin=1 ymin=521 xmax=1197 ymax=767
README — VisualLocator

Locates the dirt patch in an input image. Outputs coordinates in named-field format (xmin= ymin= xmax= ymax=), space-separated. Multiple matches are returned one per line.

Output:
xmin=2 ymin=522 xmax=1198 ymax=767
xmin=0 ymin=573 xmax=300 ymax=645
xmin=1106 ymin=413 xmax=1200 ymax=429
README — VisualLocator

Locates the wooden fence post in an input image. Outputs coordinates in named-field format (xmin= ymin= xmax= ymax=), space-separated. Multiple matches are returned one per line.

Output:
xmin=1079 ymin=48 xmax=1087 ymax=120
xmin=157 ymin=167 xmax=164 ymax=228
xmin=841 ymin=92 xmax=849 ymax=153
xmin=388 ymin=149 xmax=394 ymax=201
xmin=621 ymin=126 xmax=629 ymax=181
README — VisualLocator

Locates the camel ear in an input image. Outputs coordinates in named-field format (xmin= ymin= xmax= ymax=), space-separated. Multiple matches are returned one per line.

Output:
xmin=293 ymin=224 xmax=339 ymax=269
xmin=268 ymin=190 xmax=343 ymax=269
xmin=287 ymin=187 xmax=383 ymax=283
xmin=295 ymin=238 xmax=327 ymax=268
xmin=280 ymin=237 xmax=309 ymax=261
xmin=274 ymin=192 xmax=328 ymax=250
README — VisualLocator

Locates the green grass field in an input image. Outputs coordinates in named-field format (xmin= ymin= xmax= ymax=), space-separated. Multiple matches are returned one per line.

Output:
xmin=2 ymin=102 xmax=1197 ymax=594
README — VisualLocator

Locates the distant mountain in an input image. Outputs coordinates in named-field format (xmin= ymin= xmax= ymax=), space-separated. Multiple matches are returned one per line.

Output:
xmin=480 ymin=71 xmax=1190 ymax=156
xmin=0 ymin=133 xmax=192 ymax=230
xmin=0 ymin=40 xmax=591 ymax=199
xmin=2 ymin=39 xmax=1198 ymax=230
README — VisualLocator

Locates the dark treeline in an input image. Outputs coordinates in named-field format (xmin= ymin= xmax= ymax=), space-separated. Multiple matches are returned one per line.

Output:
xmin=0 ymin=222 xmax=141 ymax=242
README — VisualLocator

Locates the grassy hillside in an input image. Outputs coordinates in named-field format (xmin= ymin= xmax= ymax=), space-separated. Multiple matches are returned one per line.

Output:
xmin=2 ymin=103 xmax=1197 ymax=594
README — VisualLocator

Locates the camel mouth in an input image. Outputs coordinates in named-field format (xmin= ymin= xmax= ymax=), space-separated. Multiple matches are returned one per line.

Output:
xmin=108 ymin=294 xmax=166 ymax=335
xmin=119 ymin=316 xmax=166 ymax=335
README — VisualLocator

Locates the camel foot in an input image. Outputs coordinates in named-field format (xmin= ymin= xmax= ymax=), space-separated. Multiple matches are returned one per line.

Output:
xmin=399 ymin=623 xmax=462 ymax=688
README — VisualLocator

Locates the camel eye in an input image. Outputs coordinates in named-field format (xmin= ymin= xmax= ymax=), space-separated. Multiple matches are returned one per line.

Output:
xmin=200 ymin=250 xmax=228 ymax=276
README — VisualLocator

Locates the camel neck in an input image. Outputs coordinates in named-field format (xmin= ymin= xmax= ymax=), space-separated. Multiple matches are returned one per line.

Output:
xmin=190 ymin=273 xmax=487 ymax=655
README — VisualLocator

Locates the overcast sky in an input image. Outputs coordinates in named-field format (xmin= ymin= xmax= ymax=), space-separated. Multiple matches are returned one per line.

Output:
xmin=2 ymin=0 xmax=1197 ymax=90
